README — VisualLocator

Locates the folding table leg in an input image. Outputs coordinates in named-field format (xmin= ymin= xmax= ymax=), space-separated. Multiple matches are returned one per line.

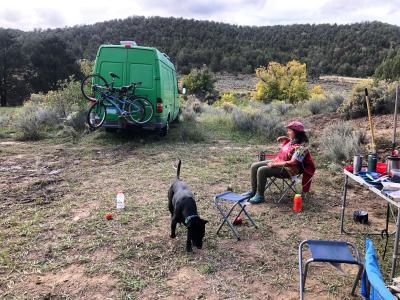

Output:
xmin=340 ymin=174 xmax=349 ymax=234
xmin=390 ymin=208 xmax=400 ymax=279
xmin=340 ymin=174 xmax=395 ymax=236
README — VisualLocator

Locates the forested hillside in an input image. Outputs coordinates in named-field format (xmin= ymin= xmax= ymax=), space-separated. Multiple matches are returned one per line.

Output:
xmin=1 ymin=16 xmax=400 ymax=105
xmin=27 ymin=17 xmax=400 ymax=76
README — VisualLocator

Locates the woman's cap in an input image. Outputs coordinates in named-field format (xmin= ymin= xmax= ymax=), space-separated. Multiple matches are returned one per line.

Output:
xmin=286 ymin=121 xmax=305 ymax=132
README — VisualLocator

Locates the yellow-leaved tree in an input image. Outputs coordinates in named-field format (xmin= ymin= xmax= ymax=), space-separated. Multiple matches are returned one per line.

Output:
xmin=253 ymin=60 xmax=309 ymax=103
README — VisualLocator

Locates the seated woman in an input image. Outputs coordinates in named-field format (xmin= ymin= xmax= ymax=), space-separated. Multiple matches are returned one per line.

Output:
xmin=246 ymin=121 xmax=310 ymax=204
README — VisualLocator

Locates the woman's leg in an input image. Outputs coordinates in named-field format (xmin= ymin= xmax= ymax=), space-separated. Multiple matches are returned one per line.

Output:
xmin=250 ymin=166 xmax=289 ymax=204
xmin=256 ymin=166 xmax=289 ymax=195
xmin=250 ymin=161 xmax=269 ymax=192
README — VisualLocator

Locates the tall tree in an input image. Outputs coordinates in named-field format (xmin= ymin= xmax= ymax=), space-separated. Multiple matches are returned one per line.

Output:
xmin=0 ymin=30 xmax=26 ymax=106
xmin=28 ymin=36 xmax=82 ymax=93
xmin=374 ymin=47 xmax=400 ymax=81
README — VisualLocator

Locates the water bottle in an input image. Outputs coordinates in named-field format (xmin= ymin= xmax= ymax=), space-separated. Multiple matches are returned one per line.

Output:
xmin=116 ymin=192 xmax=125 ymax=209
xmin=293 ymin=194 xmax=302 ymax=213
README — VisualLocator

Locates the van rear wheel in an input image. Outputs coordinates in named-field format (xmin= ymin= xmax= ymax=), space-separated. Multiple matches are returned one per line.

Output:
xmin=159 ymin=120 xmax=169 ymax=137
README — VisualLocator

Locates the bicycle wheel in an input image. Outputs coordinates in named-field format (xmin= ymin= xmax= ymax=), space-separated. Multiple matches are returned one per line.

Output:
xmin=81 ymin=74 xmax=109 ymax=101
xmin=87 ymin=102 xmax=107 ymax=128
xmin=124 ymin=97 xmax=154 ymax=124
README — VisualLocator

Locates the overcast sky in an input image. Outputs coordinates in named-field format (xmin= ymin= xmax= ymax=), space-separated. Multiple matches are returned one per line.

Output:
xmin=1 ymin=0 xmax=400 ymax=31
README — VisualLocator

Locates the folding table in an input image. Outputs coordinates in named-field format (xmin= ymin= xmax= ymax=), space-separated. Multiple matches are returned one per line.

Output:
xmin=340 ymin=169 xmax=400 ymax=279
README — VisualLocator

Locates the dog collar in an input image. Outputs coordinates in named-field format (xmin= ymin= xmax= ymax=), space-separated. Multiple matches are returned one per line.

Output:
xmin=184 ymin=215 xmax=199 ymax=226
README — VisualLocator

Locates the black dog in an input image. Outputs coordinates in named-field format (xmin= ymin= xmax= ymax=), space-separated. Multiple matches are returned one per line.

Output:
xmin=168 ymin=160 xmax=208 ymax=252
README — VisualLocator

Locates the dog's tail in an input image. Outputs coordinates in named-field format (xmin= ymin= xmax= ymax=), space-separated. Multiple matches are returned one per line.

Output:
xmin=176 ymin=159 xmax=181 ymax=179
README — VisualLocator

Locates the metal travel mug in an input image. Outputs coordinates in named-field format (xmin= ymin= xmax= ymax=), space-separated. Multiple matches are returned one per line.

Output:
xmin=353 ymin=155 xmax=363 ymax=174
xmin=368 ymin=153 xmax=378 ymax=173
xmin=259 ymin=151 xmax=266 ymax=161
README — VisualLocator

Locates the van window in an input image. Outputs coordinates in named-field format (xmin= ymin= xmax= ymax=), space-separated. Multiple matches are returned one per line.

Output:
xmin=161 ymin=65 xmax=174 ymax=91
xmin=99 ymin=62 xmax=124 ymax=86
xmin=129 ymin=64 xmax=153 ymax=89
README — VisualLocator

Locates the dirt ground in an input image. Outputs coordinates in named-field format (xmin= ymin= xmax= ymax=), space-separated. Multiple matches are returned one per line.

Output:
xmin=1 ymin=72 xmax=398 ymax=300
xmin=1 ymin=108 xmax=399 ymax=299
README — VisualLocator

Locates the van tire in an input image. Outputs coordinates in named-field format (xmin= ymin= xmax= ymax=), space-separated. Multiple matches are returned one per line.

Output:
xmin=172 ymin=109 xmax=181 ymax=124
xmin=159 ymin=119 xmax=169 ymax=137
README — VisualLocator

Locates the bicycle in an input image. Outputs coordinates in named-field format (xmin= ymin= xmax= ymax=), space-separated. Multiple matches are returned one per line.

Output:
xmin=81 ymin=72 xmax=154 ymax=129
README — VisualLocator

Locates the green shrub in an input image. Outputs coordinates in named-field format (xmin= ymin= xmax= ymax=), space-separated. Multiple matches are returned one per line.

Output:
xmin=270 ymin=101 xmax=293 ymax=115
xmin=79 ymin=59 xmax=94 ymax=77
xmin=0 ymin=114 xmax=10 ymax=128
xmin=14 ymin=101 xmax=59 ymax=140
xmin=182 ymin=66 xmax=215 ymax=95
xmin=14 ymin=78 xmax=89 ymax=140
xmin=320 ymin=122 xmax=366 ymax=166
xmin=338 ymin=81 xmax=396 ymax=119
xmin=213 ymin=92 xmax=250 ymax=108
xmin=306 ymin=94 xmax=344 ymax=115
xmin=180 ymin=105 xmax=197 ymax=122
xmin=253 ymin=60 xmax=309 ymax=103
xmin=231 ymin=108 xmax=285 ymax=141
xmin=44 ymin=77 xmax=87 ymax=118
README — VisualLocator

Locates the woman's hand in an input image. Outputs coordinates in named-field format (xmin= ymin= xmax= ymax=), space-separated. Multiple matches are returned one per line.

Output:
xmin=277 ymin=136 xmax=290 ymax=143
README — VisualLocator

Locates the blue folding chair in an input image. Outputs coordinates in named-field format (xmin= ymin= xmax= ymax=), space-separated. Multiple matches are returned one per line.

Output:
xmin=299 ymin=240 xmax=364 ymax=300
xmin=214 ymin=191 xmax=258 ymax=240
xmin=361 ymin=239 xmax=396 ymax=300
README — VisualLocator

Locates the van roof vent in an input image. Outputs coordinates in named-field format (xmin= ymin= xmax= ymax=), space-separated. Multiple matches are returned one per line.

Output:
xmin=120 ymin=41 xmax=137 ymax=48
xmin=162 ymin=52 xmax=170 ymax=60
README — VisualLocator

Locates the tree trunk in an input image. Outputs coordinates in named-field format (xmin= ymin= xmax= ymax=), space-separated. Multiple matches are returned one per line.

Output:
xmin=0 ymin=75 xmax=6 ymax=107
xmin=0 ymin=93 xmax=6 ymax=106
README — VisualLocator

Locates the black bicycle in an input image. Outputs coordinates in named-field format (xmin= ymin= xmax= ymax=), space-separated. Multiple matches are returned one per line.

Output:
xmin=81 ymin=72 xmax=154 ymax=129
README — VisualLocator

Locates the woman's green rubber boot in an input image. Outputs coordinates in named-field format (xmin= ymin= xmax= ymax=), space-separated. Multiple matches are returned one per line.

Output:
xmin=249 ymin=193 xmax=265 ymax=204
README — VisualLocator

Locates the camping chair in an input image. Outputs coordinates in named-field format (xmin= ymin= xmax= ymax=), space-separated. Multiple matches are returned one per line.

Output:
xmin=263 ymin=151 xmax=315 ymax=204
xmin=214 ymin=191 xmax=258 ymax=241
xmin=264 ymin=172 xmax=302 ymax=204
xmin=361 ymin=239 xmax=396 ymax=300
xmin=299 ymin=240 xmax=364 ymax=300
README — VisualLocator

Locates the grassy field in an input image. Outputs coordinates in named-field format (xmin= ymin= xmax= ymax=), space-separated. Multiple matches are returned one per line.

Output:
xmin=1 ymin=103 xmax=398 ymax=300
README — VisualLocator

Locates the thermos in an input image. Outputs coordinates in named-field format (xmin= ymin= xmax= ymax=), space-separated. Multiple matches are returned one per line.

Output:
xmin=353 ymin=155 xmax=363 ymax=174
xmin=387 ymin=156 xmax=400 ymax=175
xmin=367 ymin=153 xmax=378 ymax=173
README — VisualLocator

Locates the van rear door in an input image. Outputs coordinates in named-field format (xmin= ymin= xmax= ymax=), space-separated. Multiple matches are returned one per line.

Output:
xmin=126 ymin=49 xmax=156 ymax=101
xmin=96 ymin=47 xmax=126 ymax=86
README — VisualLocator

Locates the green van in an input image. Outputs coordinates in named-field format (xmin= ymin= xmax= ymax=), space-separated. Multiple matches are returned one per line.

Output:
xmin=93 ymin=41 xmax=181 ymax=135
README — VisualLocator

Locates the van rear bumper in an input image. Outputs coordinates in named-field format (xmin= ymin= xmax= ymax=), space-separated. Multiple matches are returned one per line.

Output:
xmin=103 ymin=117 xmax=165 ymax=130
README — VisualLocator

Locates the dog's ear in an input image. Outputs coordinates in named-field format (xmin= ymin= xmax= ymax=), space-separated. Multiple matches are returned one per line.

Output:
xmin=201 ymin=219 xmax=208 ymax=225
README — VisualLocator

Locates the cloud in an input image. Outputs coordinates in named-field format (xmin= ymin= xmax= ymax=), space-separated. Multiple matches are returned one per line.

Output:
xmin=0 ymin=0 xmax=399 ymax=30
xmin=35 ymin=8 xmax=66 ymax=28
xmin=0 ymin=9 xmax=24 ymax=23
